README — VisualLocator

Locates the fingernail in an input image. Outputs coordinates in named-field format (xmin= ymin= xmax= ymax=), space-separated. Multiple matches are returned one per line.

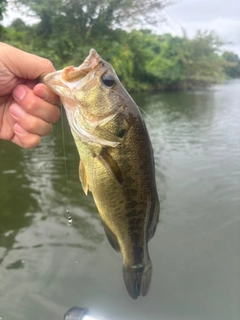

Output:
xmin=34 ymin=84 xmax=49 ymax=100
xmin=9 ymin=104 xmax=25 ymax=120
xmin=13 ymin=85 xmax=26 ymax=100
xmin=14 ymin=123 xmax=27 ymax=135
xmin=40 ymin=86 xmax=49 ymax=100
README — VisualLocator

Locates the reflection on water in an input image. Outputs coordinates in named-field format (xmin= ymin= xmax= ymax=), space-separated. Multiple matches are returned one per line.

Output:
xmin=0 ymin=80 xmax=239 ymax=320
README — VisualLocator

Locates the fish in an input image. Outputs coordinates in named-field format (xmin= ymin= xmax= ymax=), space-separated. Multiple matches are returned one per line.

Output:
xmin=42 ymin=49 xmax=160 ymax=299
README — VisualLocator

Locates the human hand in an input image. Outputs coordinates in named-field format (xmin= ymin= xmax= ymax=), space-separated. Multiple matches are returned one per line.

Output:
xmin=0 ymin=42 xmax=61 ymax=148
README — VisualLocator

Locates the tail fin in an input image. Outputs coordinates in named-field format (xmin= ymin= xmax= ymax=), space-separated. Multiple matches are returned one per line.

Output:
xmin=122 ymin=260 xmax=152 ymax=299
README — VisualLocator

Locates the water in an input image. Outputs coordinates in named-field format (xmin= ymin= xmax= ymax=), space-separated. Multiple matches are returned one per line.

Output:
xmin=0 ymin=80 xmax=239 ymax=320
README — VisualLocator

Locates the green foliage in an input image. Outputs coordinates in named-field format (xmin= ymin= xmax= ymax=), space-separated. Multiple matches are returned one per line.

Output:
xmin=0 ymin=0 xmax=7 ymax=20
xmin=181 ymin=31 xmax=226 ymax=87
xmin=13 ymin=0 xmax=170 ymax=30
xmin=146 ymin=35 xmax=185 ymax=86
xmin=108 ymin=44 xmax=136 ymax=91
xmin=2 ymin=1 xmax=239 ymax=92
xmin=222 ymin=51 xmax=240 ymax=78
xmin=145 ymin=31 xmax=226 ymax=89
xmin=0 ymin=19 xmax=35 ymax=53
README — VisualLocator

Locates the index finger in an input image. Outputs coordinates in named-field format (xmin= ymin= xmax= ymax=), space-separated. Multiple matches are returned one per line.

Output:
xmin=1 ymin=43 xmax=55 ymax=79
xmin=33 ymin=83 xmax=60 ymax=106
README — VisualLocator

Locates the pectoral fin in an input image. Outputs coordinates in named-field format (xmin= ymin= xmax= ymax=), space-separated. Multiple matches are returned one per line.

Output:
xmin=93 ymin=127 xmax=122 ymax=144
xmin=101 ymin=219 xmax=121 ymax=252
xmin=96 ymin=150 xmax=123 ymax=186
xmin=79 ymin=160 xmax=89 ymax=195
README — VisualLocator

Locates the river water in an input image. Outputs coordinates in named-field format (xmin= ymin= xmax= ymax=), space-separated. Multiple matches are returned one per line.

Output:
xmin=0 ymin=80 xmax=239 ymax=320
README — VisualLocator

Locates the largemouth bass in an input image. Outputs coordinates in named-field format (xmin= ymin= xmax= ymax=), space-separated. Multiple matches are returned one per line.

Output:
xmin=43 ymin=49 xmax=159 ymax=299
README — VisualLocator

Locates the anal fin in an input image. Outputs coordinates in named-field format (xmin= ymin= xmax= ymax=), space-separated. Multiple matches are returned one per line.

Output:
xmin=147 ymin=196 xmax=160 ymax=241
xmin=101 ymin=219 xmax=121 ymax=252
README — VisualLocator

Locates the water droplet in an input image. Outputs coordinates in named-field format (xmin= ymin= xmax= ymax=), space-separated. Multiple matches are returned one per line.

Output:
xmin=0 ymin=316 xmax=3 ymax=320
xmin=21 ymin=259 xmax=25 ymax=264
xmin=75 ymin=260 xmax=79 ymax=264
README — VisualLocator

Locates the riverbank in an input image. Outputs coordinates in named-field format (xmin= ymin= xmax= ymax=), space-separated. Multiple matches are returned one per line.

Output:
xmin=1 ymin=23 xmax=240 ymax=92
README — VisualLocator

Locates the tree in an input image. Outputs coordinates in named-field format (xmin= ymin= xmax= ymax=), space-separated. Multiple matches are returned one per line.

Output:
xmin=222 ymin=51 xmax=240 ymax=78
xmin=0 ymin=0 xmax=7 ymax=20
xmin=11 ymin=18 xmax=28 ymax=31
xmin=0 ymin=0 xmax=7 ymax=39
xmin=3 ymin=1 xmax=235 ymax=91
xmin=146 ymin=34 xmax=186 ymax=87
xmin=12 ymin=0 xmax=170 ymax=36
xmin=183 ymin=31 xmax=225 ymax=86
xmin=8 ymin=0 xmax=170 ymax=68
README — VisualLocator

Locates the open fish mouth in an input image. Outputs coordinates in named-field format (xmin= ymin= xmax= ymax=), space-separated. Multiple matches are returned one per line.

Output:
xmin=62 ymin=48 xmax=101 ymax=82
xmin=42 ymin=49 xmax=101 ymax=93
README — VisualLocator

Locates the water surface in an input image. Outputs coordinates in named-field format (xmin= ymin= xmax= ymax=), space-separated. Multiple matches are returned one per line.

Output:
xmin=0 ymin=80 xmax=239 ymax=320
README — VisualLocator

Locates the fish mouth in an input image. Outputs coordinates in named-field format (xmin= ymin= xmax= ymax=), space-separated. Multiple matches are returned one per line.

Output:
xmin=70 ymin=48 xmax=101 ymax=79
xmin=42 ymin=48 xmax=101 ymax=95
xmin=61 ymin=48 xmax=101 ymax=84
xmin=41 ymin=70 xmax=69 ymax=95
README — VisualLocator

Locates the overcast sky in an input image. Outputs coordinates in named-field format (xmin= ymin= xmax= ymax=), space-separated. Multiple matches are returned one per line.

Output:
xmin=2 ymin=0 xmax=240 ymax=56
xmin=159 ymin=0 xmax=240 ymax=56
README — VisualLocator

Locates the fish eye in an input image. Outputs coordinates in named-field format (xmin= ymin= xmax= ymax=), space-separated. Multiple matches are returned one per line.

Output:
xmin=101 ymin=73 xmax=115 ymax=87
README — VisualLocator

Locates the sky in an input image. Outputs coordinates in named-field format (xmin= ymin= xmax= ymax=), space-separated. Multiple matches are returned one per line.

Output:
xmin=2 ymin=0 xmax=240 ymax=56
xmin=158 ymin=0 xmax=240 ymax=56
